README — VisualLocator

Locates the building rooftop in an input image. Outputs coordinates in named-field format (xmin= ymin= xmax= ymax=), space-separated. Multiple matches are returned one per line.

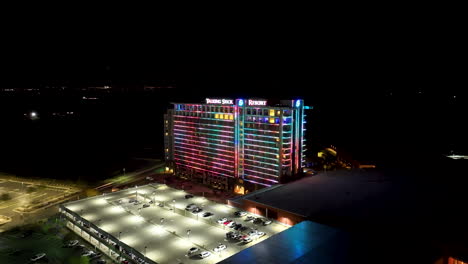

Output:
xmin=231 ymin=162 xmax=468 ymax=263
xmin=62 ymin=183 xmax=289 ymax=264
xmin=218 ymin=220 xmax=352 ymax=264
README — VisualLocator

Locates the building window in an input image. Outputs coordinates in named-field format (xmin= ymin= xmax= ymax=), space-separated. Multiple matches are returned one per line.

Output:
xmin=269 ymin=109 xmax=275 ymax=117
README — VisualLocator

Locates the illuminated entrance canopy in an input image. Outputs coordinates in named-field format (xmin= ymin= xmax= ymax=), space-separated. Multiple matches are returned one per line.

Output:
xmin=205 ymin=98 xmax=234 ymax=105
xmin=247 ymin=99 xmax=267 ymax=106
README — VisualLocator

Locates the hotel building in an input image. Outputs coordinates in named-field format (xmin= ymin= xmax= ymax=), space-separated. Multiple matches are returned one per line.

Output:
xmin=164 ymin=98 xmax=310 ymax=193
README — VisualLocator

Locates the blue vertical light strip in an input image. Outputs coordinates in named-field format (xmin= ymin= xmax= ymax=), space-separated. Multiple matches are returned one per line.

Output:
xmin=301 ymin=102 xmax=305 ymax=168
xmin=293 ymin=100 xmax=304 ymax=174
xmin=235 ymin=99 xmax=244 ymax=179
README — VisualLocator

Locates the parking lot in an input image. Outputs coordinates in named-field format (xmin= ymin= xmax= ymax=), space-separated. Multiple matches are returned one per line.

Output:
xmin=63 ymin=183 xmax=289 ymax=264
xmin=0 ymin=178 xmax=80 ymax=230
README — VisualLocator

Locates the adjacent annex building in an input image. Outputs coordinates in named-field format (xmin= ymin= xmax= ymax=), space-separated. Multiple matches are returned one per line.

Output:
xmin=164 ymin=98 xmax=310 ymax=193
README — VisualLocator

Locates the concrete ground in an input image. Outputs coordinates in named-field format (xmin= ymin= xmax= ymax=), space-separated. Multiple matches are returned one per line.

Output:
xmin=64 ymin=184 xmax=289 ymax=264
xmin=0 ymin=178 xmax=79 ymax=232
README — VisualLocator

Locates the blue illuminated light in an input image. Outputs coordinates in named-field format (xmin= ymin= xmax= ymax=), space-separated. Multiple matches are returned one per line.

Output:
xmin=238 ymin=99 xmax=244 ymax=106
xmin=295 ymin=100 xmax=301 ymax=107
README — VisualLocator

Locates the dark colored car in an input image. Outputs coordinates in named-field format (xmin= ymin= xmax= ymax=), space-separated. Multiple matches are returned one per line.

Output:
xmin=245 ymin=216 xmax=255 ymax=222
xmin=253 ymin=218 xmax=264 ymax=224
xmin=202 ymin=212 xmax=213 ymax=217
xmin=185 ymin=194 xmax=194 ymax=199
xmin=239 ymin=226 xmax=249 ymax=231
xmin=233 ymin=224 xmax=242 ymax=230
xmin=20 ymin=230 xmax=33 ymax=238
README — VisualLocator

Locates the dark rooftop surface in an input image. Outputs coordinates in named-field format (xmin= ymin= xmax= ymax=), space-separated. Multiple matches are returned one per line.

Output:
xmin=218 ymin=220 xmax=352 ymax=264
xmin=231 ymin=158 xmax=468 ymax=262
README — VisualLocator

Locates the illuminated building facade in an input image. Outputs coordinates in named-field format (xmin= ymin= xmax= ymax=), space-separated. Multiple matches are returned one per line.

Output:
xmin=164 ymin=98 xmax=309 ymax=193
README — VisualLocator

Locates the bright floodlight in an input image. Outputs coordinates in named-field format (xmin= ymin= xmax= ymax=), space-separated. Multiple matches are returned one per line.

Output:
xmin=30 ymin=112 xmax=37 ymax=117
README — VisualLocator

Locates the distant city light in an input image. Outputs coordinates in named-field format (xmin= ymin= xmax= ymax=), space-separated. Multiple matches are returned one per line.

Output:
xmin=30 ymin=112 xmax=37 ymax=118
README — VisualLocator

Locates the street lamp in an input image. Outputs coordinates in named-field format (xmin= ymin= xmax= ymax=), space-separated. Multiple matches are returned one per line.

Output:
xmin=144 ymin=246 xmax=147 ymax=258
xmin=119 ymin=231 xmax=122 ymax=240
xmin=172 ymin=199 xmax=176 ymax=212
xmin=186 ymin=229 xmax=191 ymax=239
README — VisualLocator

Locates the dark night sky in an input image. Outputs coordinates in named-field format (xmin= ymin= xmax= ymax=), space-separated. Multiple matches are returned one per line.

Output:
xmin=0 ymin=22 xmax=466 ymax=180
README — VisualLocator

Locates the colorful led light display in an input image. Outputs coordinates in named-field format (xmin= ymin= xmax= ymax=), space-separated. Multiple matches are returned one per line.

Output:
xmin=164 ymin=98 xmax=308 ymax=190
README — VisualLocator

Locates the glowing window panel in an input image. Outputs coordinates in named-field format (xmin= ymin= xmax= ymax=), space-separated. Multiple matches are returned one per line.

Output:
xmin=269 ymin=117 xmax=275 ymax=123
xmin=269 ymin=109 xmax=275 ymax=116
xmin=215 ymin=113 xmax=219 ymax=118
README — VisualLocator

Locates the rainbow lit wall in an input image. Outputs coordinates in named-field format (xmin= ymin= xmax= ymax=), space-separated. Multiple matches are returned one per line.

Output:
xmin=164 ymin=98 xmax=309 ymax=191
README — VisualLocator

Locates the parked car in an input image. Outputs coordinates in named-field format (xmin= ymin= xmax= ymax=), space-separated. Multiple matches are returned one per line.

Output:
xmin=142 ymin=203 xmax=150 ymax=208
xmin=30 ymin=253 xmax=46 ymax=261
xmin=66 ymin=240 xmax=79 ymax=247
xmin=21 ymin=230 xmax=33 ymax=238
xmin=253 ymin=218 xmax=264 ymax=224
xmin=185 ymin=203 xmax=196 ymax=211
xmin=263 ymin=219 xmax=272 ymax=225
xmin=217 ymin=217 xmax=228 ymax=224
xmin=96 ymin=260 xmax=106 ymax=264
xmin=234 ymin=211 xmax=247 ymax=217
xmin=223 ymin=220 xmax=233 ymax=226
xmin=199 ymin=251 xmax=211 ymax=258
xmin=185 ymin=194 xmax=194 ymax=199
xmin=233 ymin=223 xmax=243 ymax=230
xmin=239 ymin=226 xmax=249 ymax=231
xmin=245 ymin=216 xmax=255 ymax=222
xmin=82 ymin=250 xmax=95 ymax=257
xmin=256 ymin=231 xmax=266 ymax=238
xmin=227 ymin=221 xmax=236 ymax=228
xmin=214 ymin=244 xmax=227 ymax=252
xmin=242 ymin=236 xmax=253 ymax=243
xmin=202 ymin=212 xmax=213 ymax=217
xmin=188 ymin=247 xmax=199 ymax=254
xmin=192 ymin=207 xmax=203 ymax=214
xmin=249 ymin=230 xmax=258 ymax=236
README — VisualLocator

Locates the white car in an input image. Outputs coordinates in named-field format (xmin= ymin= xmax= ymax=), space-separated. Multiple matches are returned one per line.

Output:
xmin=263 ymin=219 xmax=272 ymax=225
xmin=30 ymin=253 xmax=46 ymax=261
xmin=82 ymin=250 xmax=95 ymax=257
xmin=199 ymin=251 xmax=211 ymax=258
xmin=217 ymin=217 xmax=228 ymax=224
xmin=67 ymin=240 xmax=79 ymax=247
xmin=214 ymin=244 xmax=227 ymax=252
xmin=188 ymin=247 xmax=199 ymax=255
xmin=226 ymin=221 xmax=236 ymax=228
xmin=242 ymin=236 xmax=252 ymax=243
xmin=185 ymin=204 xmax=197 ymax=211
xmin=256 ymin=231 xmax=266 ymax=238
xmin=248 ymin=230 xmax=258 ymax=236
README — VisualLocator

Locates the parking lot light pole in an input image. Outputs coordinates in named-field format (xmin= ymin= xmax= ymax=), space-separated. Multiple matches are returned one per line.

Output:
xmin=119 ymin=231 xmax=122 ymax=240
xmin=173 ymin=199 xmax=176 ymax=212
